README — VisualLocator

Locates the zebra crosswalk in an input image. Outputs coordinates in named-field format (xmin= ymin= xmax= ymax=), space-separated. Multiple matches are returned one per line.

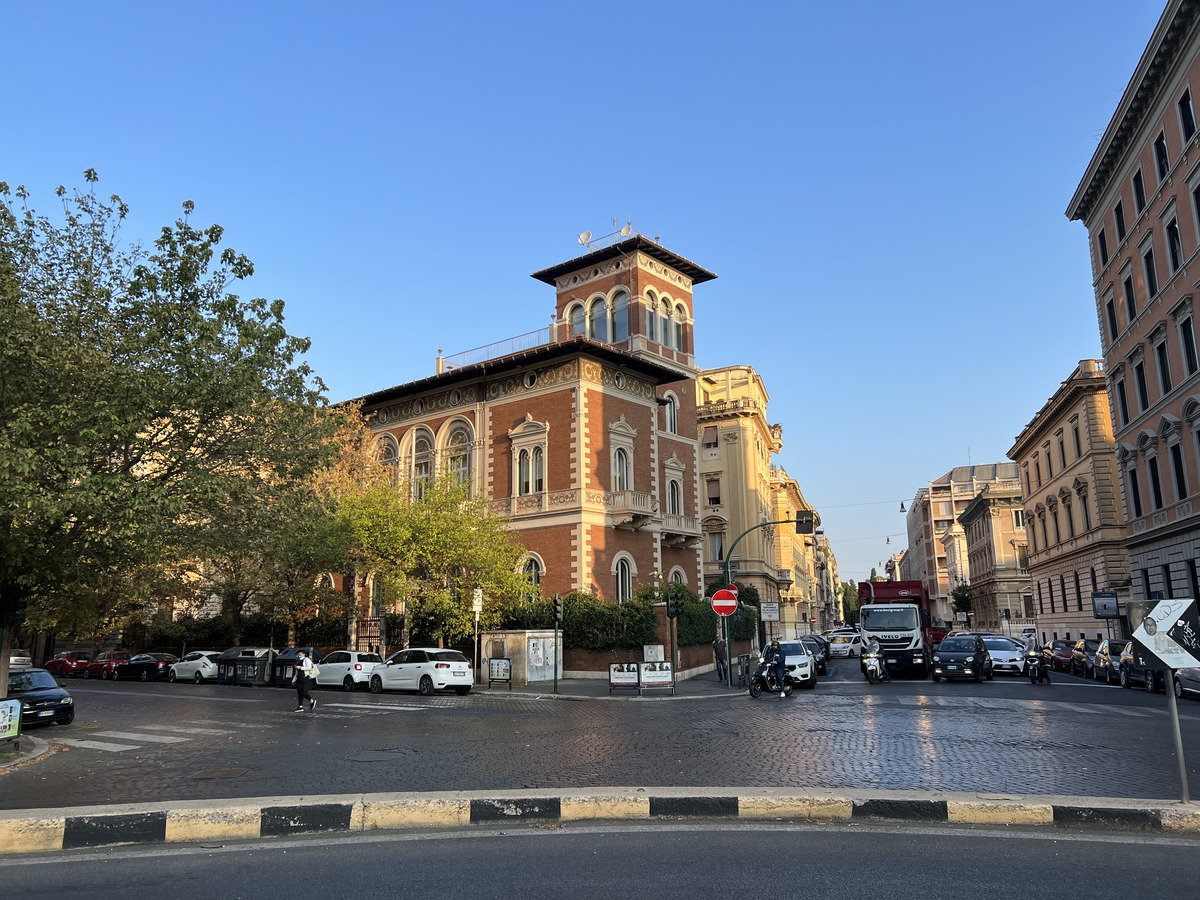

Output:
xmin=58 ymin=704 xmax=433 ymax=752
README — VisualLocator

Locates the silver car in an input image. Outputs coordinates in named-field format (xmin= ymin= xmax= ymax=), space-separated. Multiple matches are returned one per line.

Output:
xmin=982 ymin=636 xmax=1026 ymax=675
xmin=369 ymin=648 xmax=473 ymax=696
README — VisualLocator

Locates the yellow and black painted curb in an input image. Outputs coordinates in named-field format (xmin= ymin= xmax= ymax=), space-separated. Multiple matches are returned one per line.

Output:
xmin=3 ymin=787 xmax=1200 ymax=855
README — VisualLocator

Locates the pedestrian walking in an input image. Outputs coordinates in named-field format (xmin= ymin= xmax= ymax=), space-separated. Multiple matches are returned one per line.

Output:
xmin=713 ymin=635 xmax=728 ymax=682
xmin=293 ymin=650 xmax=316 ymax=712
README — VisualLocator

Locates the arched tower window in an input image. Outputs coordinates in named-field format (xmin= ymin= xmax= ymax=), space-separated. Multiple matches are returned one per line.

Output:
xmin=589 ymin=298 xmax=608 ymax=342
xmin=673 ymin=303 xmax=686 ymax=350
xmin=568 ymin=304 xmax=585 ymax=338
xmin=659 ymin=301 xmax=672 ymax=349
xmin=645 ymin=292 xmax=658 ymax=341
xmin=611 ymin=290 xmax=629 ymax=342
xmin=664 ymin=396 xmax=677 ymax=434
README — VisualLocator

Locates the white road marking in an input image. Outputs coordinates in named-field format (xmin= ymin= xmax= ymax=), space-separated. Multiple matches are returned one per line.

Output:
xmin=55 ymin=738 xmax=138 ymax=752
xmin=322 ymin=703 xmax=427 ymax=711
xmin=137 ymin=725 xmax=229 ymax=735
xmin=91 ymin=731 xmax=189 ymax=743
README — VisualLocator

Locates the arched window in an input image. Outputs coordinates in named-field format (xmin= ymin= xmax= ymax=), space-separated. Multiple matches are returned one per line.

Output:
xmin=615 ymin=558 xmax=632 ymax=602
xmin=614 ymin=448 xmax=630 ymax=491
xmin=377 ymin=435 xmax=400 ymax=483
xmin=611 ymin=291 xmax=629 ymax=342
xmin=568 ymin=304 xmax=585 ymax=337
xmin=414 ymin=434 xmax=433 ymax=499
xmin=645 ymin=293 xmax=657 ymax=341
xmin=668 ymin=480 xmax=682 ymax=515
xmin=659 ymin=302 xmax=671 ymax=349
xmin=664 ymin=396 xmax=677 ymax=434
xmin=523 ymin=557 xmax=542 ymax=587
xmin=518 ymin=449 xmax=532 ymax=495
xmin=447 ymin=427 xmax=471 ymax=493
xmin=532 ymin=446 xmax=544 ymax=492
xmin=670 ymin=569 xmax=685 ymax=586
xmin=673 ymin=303 xmax=686 ymax=350
xmin=589 ymin=299 xmax=608 ymax=342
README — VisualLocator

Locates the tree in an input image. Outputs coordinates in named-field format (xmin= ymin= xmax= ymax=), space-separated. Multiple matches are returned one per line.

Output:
xmin=318 ymin=406 xmax=531 ymax=649
xmin=951 ymin=581 xmax=973 ymax=615
xmin=840 ymin=580 xmax=860 ymax=624
xmin=0 ymin=173 xmax=334 ymax=691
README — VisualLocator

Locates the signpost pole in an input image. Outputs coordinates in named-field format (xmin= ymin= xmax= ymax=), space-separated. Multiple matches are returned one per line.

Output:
xmin=1166 ymin=668 xmax=1191 ymax=803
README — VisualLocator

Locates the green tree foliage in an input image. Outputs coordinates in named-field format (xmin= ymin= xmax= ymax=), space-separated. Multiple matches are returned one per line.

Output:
xmin=841 ymin=580 xmax=860 ymax=624
xmin=319 ymin=409 xmax=532 ymax=648
xmin=0 ymin=174 xmax=334 ymax=687
xmin=951 ymin=581 xmax=973 ymax=614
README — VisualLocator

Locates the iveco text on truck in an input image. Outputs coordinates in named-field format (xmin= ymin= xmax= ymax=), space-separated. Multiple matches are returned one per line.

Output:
xmin=857 ymin=580 xmax=933 ymax=677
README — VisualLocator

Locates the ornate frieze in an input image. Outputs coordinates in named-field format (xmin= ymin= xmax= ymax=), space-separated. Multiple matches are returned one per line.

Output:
xmin=372 ymin=385 xmax=478 ymax=428
xmin=551 ymin=251 xmax=693 ymax=294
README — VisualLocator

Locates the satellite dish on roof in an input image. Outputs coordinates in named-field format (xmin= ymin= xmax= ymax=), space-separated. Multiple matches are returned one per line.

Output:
xmin=620 ymin=222 xmax=632 ymax=237
xmin=577 ymin=231 xmax=592 ymax=246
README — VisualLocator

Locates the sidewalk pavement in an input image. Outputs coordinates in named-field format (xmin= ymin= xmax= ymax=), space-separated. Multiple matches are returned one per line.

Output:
xmin=4 ymin=675 xmax=1200 ymax=855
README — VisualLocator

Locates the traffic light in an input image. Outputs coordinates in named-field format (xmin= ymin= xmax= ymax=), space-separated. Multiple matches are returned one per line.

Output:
xmin=666 ymin=590 xmax=681 ymax=618
xmin=795 ymin=510 xmax=815 ymax=534
xmin=553 ymin=594 xmax=563 ymax=622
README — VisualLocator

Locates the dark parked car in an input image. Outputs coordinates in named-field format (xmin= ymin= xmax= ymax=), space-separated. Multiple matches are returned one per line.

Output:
xmin=113 ymin=653 xmax=178 ymax=682
xmin=7 ymin=668 xmax=75 ymax=727
xmin=1044 ymin=641 xmax=1075 ymax=673
xmin=1119 ymin=641 xmax=1165 ymax=692
xmin=1070 ymin=639 xmax=1102 ymax=677
xmin=84 ymin=651 xmax=132 ymax=679
xmin=43 ymin=650 xmax=91 ymax=678
xmin=932 ymin=635 xmax=994 ymax=682
xmin=1092 ymin=639 xmax=1125 ymax=684
xmin=799 ymin=636 xmax=828 ymax=675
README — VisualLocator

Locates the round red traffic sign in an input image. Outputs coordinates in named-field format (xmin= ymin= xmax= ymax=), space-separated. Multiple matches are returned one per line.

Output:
xmin=711 ymin=588 xmax=738 ymax=616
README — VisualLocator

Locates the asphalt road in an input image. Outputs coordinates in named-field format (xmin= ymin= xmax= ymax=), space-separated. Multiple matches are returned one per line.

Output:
xmin=6 ymin=661 xmax=1200 ymax=810
xmin=4 ymin=822 xmax=1199 ymax=899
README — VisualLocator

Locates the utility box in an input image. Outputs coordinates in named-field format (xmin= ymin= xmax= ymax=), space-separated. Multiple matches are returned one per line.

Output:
xmin=479 ymin=630 xmax=561 ymax=685
xmin=216 ymin=647 xmax=276 ymax=686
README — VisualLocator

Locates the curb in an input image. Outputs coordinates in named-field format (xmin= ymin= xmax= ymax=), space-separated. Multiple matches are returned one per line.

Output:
xmin=3 ymin=787 xmax=1199 ymax=855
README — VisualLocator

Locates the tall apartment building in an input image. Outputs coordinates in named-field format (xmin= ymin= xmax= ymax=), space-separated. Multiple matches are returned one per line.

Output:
xmin=903 ymin=463 xmax=1021 ymax=627
xmin=355 ymin=236 xmax=712 ymax=605
xmin=1067 ymin=0 xmax=1200 ymax=608
xmin=1008 ymin=361 xmax=1130 ymax=643
xmin=696 ymin=366 xmax=797 ymax=608
xmin=957 ymin=484 xmax=1028 ymax=634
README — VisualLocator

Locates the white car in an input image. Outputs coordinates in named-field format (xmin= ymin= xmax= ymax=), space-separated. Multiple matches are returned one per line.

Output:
xmin=9 ymin=649 xmax=33 ymax=669
xmin=369 ymin=647 xmax=473 ymax=696
xmin=169 ymin=650 xmax=221 ymax=683
xmin=315 ymin=650 xmax=383 ymax=692
xmin=778 ymin=641 xmax=817 ymax=689
xmin=982 ymin=636 xmax=1026 ymax=675
xmin=827 ymin=634 xmax=865 ymax=658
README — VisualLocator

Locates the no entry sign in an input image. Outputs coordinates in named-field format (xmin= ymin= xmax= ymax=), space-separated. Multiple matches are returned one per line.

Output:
xmin=711 ymin=584 xmax=738 ymax=616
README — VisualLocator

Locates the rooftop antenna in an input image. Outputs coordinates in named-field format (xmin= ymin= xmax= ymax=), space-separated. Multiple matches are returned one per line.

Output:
xmin=576 ymin=220 xmax=636 ymax=251
xmin=577 ymin=231 xmax=592 ymax=247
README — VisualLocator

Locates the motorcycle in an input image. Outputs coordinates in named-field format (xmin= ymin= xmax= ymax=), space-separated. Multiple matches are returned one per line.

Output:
xmin=748 ymin=657 xmax=793 ymax=699
xmin=1026 ymin=649 xmax=1051 ymax=684
xmin=863 ymin=649 xmax=886 ymax=684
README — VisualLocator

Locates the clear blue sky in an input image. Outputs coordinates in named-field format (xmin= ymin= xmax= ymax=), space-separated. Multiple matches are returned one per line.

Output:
xmin=5 ymin=0 xmax=1169 ymax=579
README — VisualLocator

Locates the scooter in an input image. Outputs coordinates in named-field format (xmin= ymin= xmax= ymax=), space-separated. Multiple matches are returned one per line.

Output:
xmin=1026 ymin=649 xmax=1051 ymax=684
xmin=748 ymin=658 xmax=793 ymax=699
xmin=864 ymin=650 xmax=886 ymax=684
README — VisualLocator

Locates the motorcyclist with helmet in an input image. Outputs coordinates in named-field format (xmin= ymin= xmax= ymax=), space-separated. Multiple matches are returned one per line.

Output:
xmin=762 ymin=639 xmax=788 ymax=697
xmin=864 ymin=633 xmax=891 ymax=682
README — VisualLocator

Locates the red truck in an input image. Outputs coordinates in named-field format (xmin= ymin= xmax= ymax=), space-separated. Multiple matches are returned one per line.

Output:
xmin=857 ymin=580 xmax=935 ymax=677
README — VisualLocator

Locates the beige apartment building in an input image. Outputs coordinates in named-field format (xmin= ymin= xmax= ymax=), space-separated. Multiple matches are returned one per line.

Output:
xmin=957 ymin=484 xmax=1029 ymax=635
xmin=1008 ymin=360 xmax=1131 ymax=643
xmin=901 ymin=464 xmax=1021 ymax=627
xmin=1068 ymin=0 xmax=1200 ymax=611
xmin=770 ymin=464 xmax=819 ymax=636
xmin=696 ymin=366 xmax=802 ymax=615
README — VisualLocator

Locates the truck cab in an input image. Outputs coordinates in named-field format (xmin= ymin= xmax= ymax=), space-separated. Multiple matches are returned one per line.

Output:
xmin=857 ymin=581 xmax=933 ymax=677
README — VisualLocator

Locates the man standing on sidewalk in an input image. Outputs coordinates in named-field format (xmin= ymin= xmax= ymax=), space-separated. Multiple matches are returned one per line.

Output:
xmin=713 ymin=635 xmax=728 ymax=683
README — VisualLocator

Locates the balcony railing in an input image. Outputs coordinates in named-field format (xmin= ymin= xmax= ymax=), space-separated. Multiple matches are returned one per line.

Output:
xmin=442 ymin=327 xmax=555 ymax=371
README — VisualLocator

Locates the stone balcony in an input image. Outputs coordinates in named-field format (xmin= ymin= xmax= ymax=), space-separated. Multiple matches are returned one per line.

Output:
xmin=661 ymin=513 xmax=702 ymax=548
xmin=606 ymin=490 xmax=657 ymax=530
